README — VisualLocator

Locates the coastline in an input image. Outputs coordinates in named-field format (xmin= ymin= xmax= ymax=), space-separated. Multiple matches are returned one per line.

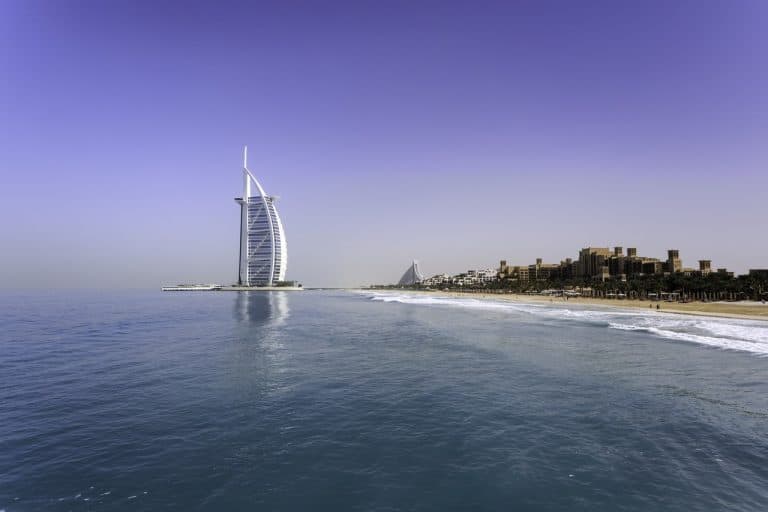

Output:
xmin=369 ymin=289 xmax=768 ymax=322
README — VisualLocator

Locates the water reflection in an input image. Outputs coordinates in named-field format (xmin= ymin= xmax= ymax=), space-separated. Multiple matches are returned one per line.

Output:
xmin=233 ymin=291 xmax=290 ymax=326
xmin=229 ymin=292 xmax=291 ymax=399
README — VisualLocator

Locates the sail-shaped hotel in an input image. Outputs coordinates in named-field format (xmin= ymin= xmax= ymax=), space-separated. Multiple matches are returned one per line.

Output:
xmin=235 ymin=147 xmax=287 ymax=287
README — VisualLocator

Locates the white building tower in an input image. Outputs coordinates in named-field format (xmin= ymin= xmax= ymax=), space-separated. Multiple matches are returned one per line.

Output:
xmin=398 ymin=260 xmax=424 ymax=286
xmin=235 ymin=147 xmax=287 ymax=286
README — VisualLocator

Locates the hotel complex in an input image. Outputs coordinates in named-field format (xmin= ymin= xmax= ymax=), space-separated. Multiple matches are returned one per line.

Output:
xmin=496 ymin=247 xmax=728 ymax=283
xmin=235 ymin=148 xmax=287 ymax=287
xmin=414 ymin=246 xmax=767 ymax=290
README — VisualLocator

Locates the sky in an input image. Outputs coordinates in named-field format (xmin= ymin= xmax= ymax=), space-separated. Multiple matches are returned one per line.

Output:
xmin=1 ymin=0 xmax=767 ymax=288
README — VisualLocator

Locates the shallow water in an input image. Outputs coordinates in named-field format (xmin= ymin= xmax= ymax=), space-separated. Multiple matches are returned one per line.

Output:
xmin=367 ymin=292 xmax=768 ymax=354
xmin=1 ymin=290 xmax=767 ymax=511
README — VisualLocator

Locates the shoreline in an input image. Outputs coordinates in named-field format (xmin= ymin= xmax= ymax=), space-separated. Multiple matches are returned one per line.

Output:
xmin=368 ymin=289 xmax=768 ymax=322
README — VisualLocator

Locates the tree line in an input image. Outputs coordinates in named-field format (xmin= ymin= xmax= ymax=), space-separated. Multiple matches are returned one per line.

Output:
xmin=411 ymin=273 xmax=768 ymax=301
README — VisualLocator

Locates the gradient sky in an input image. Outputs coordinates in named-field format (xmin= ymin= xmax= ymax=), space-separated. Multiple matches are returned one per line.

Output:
xmin=2 ymin=0 xmax=767 ymax=288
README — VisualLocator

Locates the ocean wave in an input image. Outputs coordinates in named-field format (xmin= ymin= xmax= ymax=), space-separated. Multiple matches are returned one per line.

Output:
xmin=367 ymin=292 xmax=768 ymax=355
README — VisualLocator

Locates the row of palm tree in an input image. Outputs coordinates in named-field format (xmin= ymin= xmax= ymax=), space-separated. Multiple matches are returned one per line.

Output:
xmin=419 ymin=273 xmax=767 ymax=301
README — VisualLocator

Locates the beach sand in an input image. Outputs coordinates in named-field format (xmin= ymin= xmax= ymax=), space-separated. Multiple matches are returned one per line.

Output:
xmin=391 ymin=290 xmax=768 ymax=322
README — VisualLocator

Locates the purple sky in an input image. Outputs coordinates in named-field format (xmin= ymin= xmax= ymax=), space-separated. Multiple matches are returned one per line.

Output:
xmin=2 ymin=0 xmax=767 ymax=288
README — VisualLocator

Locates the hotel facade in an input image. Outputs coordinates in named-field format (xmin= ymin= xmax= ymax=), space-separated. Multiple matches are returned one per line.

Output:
xmin=235 ymin=148 xmax=287 ymax=286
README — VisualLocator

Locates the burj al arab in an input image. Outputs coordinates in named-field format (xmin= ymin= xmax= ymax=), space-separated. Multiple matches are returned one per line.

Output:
xmin=234 ymin=147 xmax=288 ymax=287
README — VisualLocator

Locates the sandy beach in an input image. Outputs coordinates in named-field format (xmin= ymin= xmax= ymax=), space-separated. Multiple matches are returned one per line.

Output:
xmin=382 ymin=289 xmax=768 ymax=322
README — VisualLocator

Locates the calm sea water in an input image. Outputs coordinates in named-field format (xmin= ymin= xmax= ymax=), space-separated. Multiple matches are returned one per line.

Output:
xmin=1 ymin=290 xmax=767 ymax=511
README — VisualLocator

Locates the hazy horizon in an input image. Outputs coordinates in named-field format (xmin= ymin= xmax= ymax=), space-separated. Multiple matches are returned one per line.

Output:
xmin=2 ymin=1 xmax=767 ymax=288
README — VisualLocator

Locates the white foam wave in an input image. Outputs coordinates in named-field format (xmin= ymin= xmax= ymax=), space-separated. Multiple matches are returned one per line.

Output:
xmin=608 ymin=322 xmax=767 ymax=353
xmin=367 ymin=292 xmax=768 ymax=355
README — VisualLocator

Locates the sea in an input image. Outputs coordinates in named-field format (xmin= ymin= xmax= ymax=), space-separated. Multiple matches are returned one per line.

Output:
xmin=1 ymin=289 xmax=767 ymax=511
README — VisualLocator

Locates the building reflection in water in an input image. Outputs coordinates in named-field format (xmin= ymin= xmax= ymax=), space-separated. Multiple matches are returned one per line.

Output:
xmin=230 ymin=291 xmax=290 ymax=393
xmin=233 ymin=291 xmax=289 ymax=326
